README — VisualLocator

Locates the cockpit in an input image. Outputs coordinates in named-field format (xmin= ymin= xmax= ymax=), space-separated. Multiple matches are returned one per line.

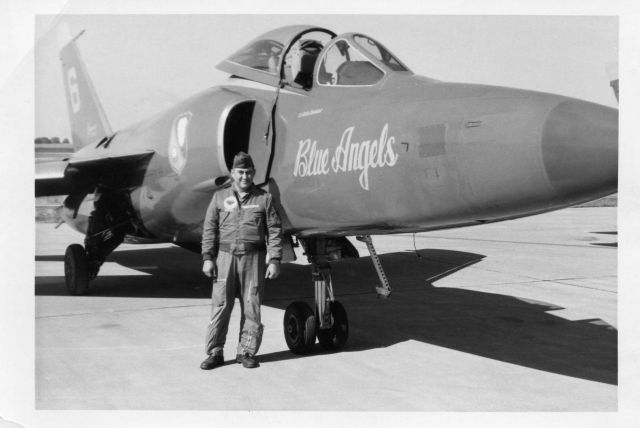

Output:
xmin=316 ymin=35 xmax=408 ymax=87
xmin=217 ymin=25 xmax=412 ymax=91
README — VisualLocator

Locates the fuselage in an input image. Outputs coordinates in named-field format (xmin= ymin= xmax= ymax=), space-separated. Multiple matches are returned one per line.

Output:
xmin=62 ymin=69 xmax=617 ymax=248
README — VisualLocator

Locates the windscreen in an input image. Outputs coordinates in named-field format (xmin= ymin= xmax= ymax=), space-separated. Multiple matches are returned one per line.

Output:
xmin=353 ymin=34 xmax=408 ymax=72
xmin=317 ymin=39 xmax=385 ymax=86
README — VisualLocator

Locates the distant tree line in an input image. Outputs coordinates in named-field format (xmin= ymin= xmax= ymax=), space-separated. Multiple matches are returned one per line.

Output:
xmin=35 ymin=137 xmax=71 ymax=144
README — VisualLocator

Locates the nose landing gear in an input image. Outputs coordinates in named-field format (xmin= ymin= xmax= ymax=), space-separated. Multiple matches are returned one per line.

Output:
xmin=281 ymin=235 xmax=390 ymax=355
xmin=282 ymin=237 xmax=351 ymax=355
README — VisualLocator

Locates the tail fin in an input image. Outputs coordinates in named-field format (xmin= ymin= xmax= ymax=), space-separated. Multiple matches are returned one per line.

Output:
xmin=58 ymin=26 xmax=112 ymax=149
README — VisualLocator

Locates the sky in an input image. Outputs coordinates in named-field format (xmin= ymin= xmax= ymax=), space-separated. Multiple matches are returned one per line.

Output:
xmin=34 ymin=14 xmax=618 ymax=140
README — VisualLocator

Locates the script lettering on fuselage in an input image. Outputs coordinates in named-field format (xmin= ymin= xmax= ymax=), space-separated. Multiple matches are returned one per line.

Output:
xmin=293 ymin=124 xmax=399 ymax=191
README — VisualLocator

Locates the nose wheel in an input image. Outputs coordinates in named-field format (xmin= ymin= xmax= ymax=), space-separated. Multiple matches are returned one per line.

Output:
xmin=316 ymin=300 xmax=348 ymax=351
xmin=283 ymin=300 xmax=349 ymax=354
xmin=282 ymin=237 xmax=358 ymax=355
xmin=283 ymin=301 xmax=316 ymax=355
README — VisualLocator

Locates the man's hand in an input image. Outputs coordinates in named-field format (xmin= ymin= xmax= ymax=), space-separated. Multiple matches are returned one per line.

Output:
xmin=202 ymin=260 xmax=217 ymax=279
xmin=265 ymin=261 xmax=280 ymax=279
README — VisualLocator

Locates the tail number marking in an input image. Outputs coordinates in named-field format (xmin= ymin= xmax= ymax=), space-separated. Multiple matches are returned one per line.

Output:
xmin=67 ymin=67 xmax=81 ymax=113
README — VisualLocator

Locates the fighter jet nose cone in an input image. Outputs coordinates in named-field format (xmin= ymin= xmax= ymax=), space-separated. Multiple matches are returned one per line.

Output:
xmin=541 ymin=100 xmax=618 ymax=201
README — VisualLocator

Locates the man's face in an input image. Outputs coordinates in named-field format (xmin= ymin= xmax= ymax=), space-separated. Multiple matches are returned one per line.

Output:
xmin=231 ymin=167 xmax=255 ymax=192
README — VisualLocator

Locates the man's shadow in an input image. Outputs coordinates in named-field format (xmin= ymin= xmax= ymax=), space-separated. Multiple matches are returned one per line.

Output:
xmin=35 ymin=246 xmax=617 ymax=385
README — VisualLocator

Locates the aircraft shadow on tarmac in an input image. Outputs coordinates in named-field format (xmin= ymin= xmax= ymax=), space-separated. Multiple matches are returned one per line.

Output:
xmin=35 ymin=246 xmax=617 ymax=385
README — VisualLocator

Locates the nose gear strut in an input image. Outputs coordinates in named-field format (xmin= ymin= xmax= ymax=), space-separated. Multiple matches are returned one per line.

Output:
xmin=283 ymin=237 xmax=351 ymax=354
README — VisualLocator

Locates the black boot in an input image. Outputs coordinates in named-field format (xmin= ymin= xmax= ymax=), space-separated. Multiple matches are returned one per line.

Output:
xmin=239 ymin=352 xmax=259 ymax=368
xmin=200 ymin=354 xmax=224 ymax=370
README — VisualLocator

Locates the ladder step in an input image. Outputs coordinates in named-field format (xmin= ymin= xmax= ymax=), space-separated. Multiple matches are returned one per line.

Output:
xmin=356 ymin=235 xmax=392 ymax=298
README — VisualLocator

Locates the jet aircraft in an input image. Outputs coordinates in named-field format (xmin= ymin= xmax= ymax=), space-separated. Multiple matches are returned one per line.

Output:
xmin=35 ymin=25 xmax=618 ymax=355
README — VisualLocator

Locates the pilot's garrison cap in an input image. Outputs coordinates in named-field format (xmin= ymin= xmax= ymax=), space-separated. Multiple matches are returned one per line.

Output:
xmin=232 ymin=152 xmax=255 ymax=169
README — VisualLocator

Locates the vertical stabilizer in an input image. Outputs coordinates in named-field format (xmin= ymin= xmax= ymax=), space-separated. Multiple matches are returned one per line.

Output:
xmin=58 ymin=25 xmax=112 ymax=149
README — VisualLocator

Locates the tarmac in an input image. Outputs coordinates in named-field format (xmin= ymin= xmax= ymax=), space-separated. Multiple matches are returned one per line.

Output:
xmin=33 ymin=207 xmax=617 ymax=415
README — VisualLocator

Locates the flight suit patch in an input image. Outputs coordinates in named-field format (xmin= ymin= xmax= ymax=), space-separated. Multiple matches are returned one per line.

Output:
xmin=223 ymin=196 xmax=238 ymax=212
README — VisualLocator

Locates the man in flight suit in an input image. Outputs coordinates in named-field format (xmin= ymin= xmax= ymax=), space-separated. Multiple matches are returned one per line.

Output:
xmin=200 ymin=152 xmax=283 ymax=369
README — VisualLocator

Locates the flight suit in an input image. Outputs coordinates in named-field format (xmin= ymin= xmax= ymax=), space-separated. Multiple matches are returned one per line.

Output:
xmin=201 ymin=184 xmax=282 ymax=357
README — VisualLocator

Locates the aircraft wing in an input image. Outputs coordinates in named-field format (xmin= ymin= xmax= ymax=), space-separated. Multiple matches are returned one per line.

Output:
xmin=35 ymin=150 xmax=155 ymax=197
xmin=35 ymin=160 xmax=70 ymax=197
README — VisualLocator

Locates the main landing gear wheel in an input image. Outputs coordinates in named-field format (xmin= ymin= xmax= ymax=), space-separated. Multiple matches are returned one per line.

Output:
xmin=317 ymin=300 xmax=349 ymax=351
xmin=283 ymin=301 xmax=316 ymax=355
xmin=64 ymin=244 xmax=90 ymax=295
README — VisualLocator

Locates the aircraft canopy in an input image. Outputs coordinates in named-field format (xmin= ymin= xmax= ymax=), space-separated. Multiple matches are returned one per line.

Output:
xmin=217 ymin=25 xmax=413 ymax=89
xmin=217 ymin=25 xmax=336 ymax=87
